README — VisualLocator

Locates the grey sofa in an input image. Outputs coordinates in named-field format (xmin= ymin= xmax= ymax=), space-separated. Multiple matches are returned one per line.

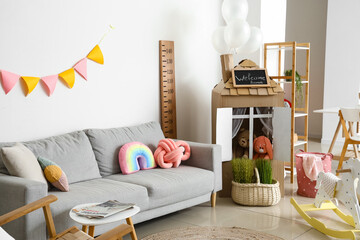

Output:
xmin=0 ymin=122 xmax=222 ymax=240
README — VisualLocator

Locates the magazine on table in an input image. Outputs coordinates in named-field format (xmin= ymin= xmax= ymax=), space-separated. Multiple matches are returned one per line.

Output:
xmin=72 ymin=200 xmax=135 ymax=219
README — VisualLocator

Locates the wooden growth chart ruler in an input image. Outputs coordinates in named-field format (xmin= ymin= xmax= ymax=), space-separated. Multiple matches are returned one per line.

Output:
xmin=159 ymin=40 xmax=177 ymax=138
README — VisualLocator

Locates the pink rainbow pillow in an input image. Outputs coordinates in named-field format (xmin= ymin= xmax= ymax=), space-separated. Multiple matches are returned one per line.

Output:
xmin=119 ymin=142 xmax=156 ymax=174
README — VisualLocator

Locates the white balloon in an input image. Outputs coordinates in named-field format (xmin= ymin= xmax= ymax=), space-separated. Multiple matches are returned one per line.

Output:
xmin=211 ymin=26 xmax=230 ymax=54
xmin=224 ymin=19 xmax=250 ymax=49
xmin=222 ymin=0 xmax=248 ymax=24
xmin=237 ymin=27 xmax=263 ymax=54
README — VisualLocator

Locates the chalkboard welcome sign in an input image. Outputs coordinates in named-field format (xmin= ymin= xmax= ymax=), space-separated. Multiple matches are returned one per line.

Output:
xmin=232 ymin=67 xmax=270 ymax=88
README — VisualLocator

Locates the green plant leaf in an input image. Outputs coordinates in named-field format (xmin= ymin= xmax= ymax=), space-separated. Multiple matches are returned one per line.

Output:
xmin=232 ymin=158 xmax=254 ymax=183
xmin=255 ymin=159 xmax=272 ymax=184
xmin=284 ymin=69 xmax=303 ymax=105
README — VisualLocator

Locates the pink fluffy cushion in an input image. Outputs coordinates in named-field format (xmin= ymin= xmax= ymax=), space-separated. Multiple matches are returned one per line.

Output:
xmin=118 ymin=142 xmax=156 ymax=175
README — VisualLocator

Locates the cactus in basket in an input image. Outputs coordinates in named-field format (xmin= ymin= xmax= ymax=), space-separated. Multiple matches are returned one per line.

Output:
xmin=232 ymin=158 xmax=254 ymax=183
xmin=255 ymin=158 xmax=272 ymax=184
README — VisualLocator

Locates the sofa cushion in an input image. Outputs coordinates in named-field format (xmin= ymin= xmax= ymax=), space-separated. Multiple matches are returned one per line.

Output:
xmin=85 ymin=122 xmax=164 ymax=176
xmin=0 ymin=142 xmax=15 ymax=175
xmin=38 ymin=156 xmax=69 ymax=192
xmin=119 ymin=142 xmax=156 ymax=175
xmin=24 ymin=131 xmax=101 ymax=184
xmin=1 ymin=143 xmax=47 ymax=184
xmin=49 ymin=178 xmax=149 ymax=233
xmin=105 ymin=166 xmax=214 ymax=209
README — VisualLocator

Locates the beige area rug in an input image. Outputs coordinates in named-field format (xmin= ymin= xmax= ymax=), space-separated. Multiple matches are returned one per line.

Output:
xmin=142 ymin=226 xmax=284 ymax=240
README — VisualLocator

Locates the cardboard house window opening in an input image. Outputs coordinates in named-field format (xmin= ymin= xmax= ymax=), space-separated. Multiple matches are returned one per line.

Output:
xmin=232 ymin=107 xmax=274 ymax=159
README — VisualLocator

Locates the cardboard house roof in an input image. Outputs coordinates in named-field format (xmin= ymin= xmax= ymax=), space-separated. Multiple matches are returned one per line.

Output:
xmin=213 ymin=59 xmax=284 ymax=96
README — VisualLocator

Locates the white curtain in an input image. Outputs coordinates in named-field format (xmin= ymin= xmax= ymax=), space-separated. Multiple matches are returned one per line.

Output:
xmin=232 ymin=108 xmax=246 ymax=138
xmin=232 ymin=107 xmax=273 ymax=139
xmin=255 ymin=107 xmax=273 ymax=138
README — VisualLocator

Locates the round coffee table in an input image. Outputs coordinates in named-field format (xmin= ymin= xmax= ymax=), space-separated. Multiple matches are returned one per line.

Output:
xmin=69 ymin=203 xmax=140 ymax=239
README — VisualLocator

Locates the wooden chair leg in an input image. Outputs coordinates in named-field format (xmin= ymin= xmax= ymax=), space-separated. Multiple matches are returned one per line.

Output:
xmin=95 ymin=224 xmax=132 ymax=240
xmin=42 ymin=205 xmax=57 ymax=238
xmin=211 ymin=192 xmax=216 ymax=207
xmin=349 ymin=122 xmax=360 ymax=158
xmin=328 ymin=119 xmax=342 ymax=153
xmin=353 ymin=143 xmax=359 ymax=159
xmin=337 ymin=141 xmax=349 ymax=176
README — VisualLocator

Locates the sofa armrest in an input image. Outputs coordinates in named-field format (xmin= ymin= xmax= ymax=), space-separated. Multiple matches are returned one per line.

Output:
xmin=0 ymin=174 xmax=48 ymax=240
xmin=182 ymin=141 xmax=222 ymax=192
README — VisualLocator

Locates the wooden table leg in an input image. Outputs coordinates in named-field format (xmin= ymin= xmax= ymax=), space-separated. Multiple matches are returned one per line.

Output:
xmin=88 ymin=226 xmax=95 ymax=237
xmin=126 ymin=217 xmax=138 ymax=240
xmin=328 ymin=119 xmax=342 ymax=153
xmin=82 ymin=225 xmax=88 ymax=233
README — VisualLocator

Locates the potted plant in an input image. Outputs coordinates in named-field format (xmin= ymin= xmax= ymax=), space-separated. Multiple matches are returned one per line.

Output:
xmin=284 ymin=69 xmax=303 ymax=105
xmin=231 ymin=158 xmax=280 ymax=206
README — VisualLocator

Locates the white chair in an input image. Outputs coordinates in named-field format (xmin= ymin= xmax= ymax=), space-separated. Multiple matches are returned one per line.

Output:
xmin=337 ymin=107 xmax=360 ymax=174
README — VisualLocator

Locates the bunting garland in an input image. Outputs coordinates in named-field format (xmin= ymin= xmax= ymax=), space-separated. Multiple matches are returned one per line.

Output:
xmin=0 ymin=25 xmax=114 ymax=97
xmin=22 ymin=76 xmax=40 ymax=96
xmin=59 ymin=68 xmax=75 ymax=89
xmin=73 ymin=58 xmax=88 ymax=80
xmin=87 ymin=45 xmax=104 ymax=64
xmin=1 ymin=70 xmax=20 ymax=94
xmin=41 ymin=75 xmax=58 ymax=96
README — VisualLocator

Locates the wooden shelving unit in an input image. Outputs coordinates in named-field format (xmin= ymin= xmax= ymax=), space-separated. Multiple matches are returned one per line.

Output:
xmin=264 ymin=42 xmax=310 ymax=183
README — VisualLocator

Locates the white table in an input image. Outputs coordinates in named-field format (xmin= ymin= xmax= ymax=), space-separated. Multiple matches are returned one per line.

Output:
xmin=69 ymin=203 xmax=140 ymax=239
xmin=313 ymin=107 xmax=340 ymax=114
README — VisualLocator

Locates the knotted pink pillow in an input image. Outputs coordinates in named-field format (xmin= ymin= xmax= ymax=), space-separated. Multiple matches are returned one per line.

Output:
xmin=154 ymin=139 xmax=190 ymax=168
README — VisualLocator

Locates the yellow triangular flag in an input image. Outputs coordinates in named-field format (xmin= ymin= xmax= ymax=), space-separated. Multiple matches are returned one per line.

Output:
xmin=87 ymin=45 xmax=104 ymax=64
xmin=21 ymin=76 xmax=40 ymax=96
xmin=59 ymin=68 xmax=75 ymax=89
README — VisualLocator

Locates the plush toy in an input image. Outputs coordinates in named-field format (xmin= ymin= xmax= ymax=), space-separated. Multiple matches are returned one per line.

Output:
xmin=236 ymin=128 xmax=253 ymax=159
xmin=253 ymin=136 xmax=273 ymax=160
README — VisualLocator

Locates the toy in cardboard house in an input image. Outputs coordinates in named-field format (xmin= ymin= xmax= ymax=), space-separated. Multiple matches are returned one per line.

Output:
xmin=211 ymin=55 xmax=285 ymax=197
xmin=253 ymin=136 xmax=273 ymax=160
xmin=233 ymin=128 xmax=254 ymax=159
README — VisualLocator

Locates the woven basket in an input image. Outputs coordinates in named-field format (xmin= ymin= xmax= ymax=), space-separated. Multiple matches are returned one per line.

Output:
xmin=231 ymin=168 xmax=281 ymax=206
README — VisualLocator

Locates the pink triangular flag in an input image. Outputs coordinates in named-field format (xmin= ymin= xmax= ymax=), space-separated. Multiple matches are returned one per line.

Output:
xmin=1 ymin=70 xmax=20 ymax=94
xmin=73 ymin=58 xmax=87 ymax=80
xmin=41 ymin=75 xmax=58 ymax=96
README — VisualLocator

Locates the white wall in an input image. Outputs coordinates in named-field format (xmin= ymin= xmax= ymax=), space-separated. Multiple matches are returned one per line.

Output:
xmin=0 ymin=0 xmax=221 ymax=142
xmin=322 ymin=0 xmax=360 ymax=144
xmin=285 ymin=0 xmax=328 ymax=139
xmin=260 ymin=0 xmax=287 ymax=70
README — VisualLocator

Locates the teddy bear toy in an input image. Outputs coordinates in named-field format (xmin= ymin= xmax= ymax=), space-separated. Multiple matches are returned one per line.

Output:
xmin=253 ymin=136 xmax=273 ymax=160
xmin=236 ymin=128 xmax=254 ymax=159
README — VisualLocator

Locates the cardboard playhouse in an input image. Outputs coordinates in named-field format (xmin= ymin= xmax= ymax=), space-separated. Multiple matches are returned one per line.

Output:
xmin=211 ymin=56 xmax=285 ymax=197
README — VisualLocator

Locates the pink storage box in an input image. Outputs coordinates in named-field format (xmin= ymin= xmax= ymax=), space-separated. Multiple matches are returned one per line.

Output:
xmin=295 ymin=151 xmax=332 ymax=198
